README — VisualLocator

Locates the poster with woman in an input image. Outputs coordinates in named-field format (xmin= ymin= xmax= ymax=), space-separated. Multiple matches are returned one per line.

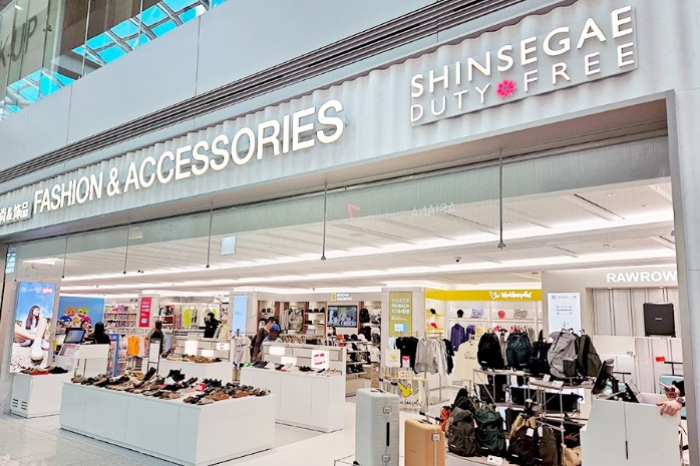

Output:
xmin=12 ymin=282 xmax=57 ymax=373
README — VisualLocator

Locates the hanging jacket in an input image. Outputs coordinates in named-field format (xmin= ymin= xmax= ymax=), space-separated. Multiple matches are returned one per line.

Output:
xmin=450 ymin=323 xmax=468 ymax=351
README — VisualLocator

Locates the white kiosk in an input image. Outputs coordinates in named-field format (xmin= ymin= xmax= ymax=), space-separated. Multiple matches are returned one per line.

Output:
xmin=54 ymin=343 xmax=110 ymax=377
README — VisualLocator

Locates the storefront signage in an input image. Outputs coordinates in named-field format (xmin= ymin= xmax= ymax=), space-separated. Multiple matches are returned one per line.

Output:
xmin=19 ymin=99 xmax=344 ymax=219
xmin=425 ymin=289 xmax=542 ymax=302
xmin=547 ymin=292 xmax=582 ymax=332
xmin=330 ymin=293 xmax=353 ymax=302
xmin=389 ymin=292 xmax=412 ymax=337
xmin=410 ymin=6 xmax=637 ymax=125
xmin=606 ymin=270 xmax=677 ymax=284
xmin=138 ymin=297 xmax=152 ymax=328
xmin=0 ymin=201 xmax=31 ymax=226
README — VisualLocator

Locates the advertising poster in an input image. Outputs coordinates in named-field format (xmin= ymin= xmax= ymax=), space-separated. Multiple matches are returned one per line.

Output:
xmin=139 ymin=297 xmax=152 ymax=328
xmin=57 ymin=295 xmax=105 ymax=331
xmin=389 ymin=292 xmax=412 ymax=337
xmin=11 ymin=282 xmax=57 ymax=372
xmin=547 ymin=293 xmax=582 ymax=332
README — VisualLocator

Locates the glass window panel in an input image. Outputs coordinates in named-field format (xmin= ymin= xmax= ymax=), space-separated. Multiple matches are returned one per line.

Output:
xmin=86 ymin=33 xmax=115 ymax=50
xmin=140 ymin=5 xmax=167 ymax=26
xmin=19 ymin=86 xmax=39 ymax=101
xmin=165 ymin=0 xmax=198 ymax=12
xmin=96 ymin=45 xmax=127 ymax=63
xmin=111 ymin=19 xmax=139 ymax=38
xmin=152 ymin=20 xmax=177 ymax=37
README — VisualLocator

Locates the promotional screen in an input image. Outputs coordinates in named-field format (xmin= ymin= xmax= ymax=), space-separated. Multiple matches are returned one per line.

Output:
xmin=11 ymin=282 xmax=57 ymax=373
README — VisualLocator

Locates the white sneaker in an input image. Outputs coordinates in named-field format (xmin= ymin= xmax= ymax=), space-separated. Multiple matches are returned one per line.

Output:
xmin=30 ymin=343 xmax=44 ymax=361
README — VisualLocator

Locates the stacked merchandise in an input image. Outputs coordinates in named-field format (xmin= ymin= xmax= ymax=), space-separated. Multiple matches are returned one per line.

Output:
xmin=163 ymin=354 xmax=223 ymax=364
xmin=20 ymin=366 xmax=68 ymax=375
xmin=442 ymin=389 xmax=582 ymax=465
xmin=244 ymin=360 xmax=342 ymax=376
xmin=71 ymin=368 xmax=270 ymax=405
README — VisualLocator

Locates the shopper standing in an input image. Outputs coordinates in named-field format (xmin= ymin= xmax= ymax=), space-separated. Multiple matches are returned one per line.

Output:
xmin=252 ymin=317 xmax=275 ymax=360
xmin=86 ymin=322 xmax=111 ymax=345
xmin=148 ymin=321 xmax=165 ymax=352
xmin=203 ymin=312 xmax=219 ymax=338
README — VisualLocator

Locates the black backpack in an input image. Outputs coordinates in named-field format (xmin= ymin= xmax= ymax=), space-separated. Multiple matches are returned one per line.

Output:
xmin=359 ymin=308 xmax=370 ymax=323
xmin=577 ymin=334 xmax=602 ymax=377
xmin=506 ymin=332 xmax=532 ymax=369
xmin=447 ymin=407 xmax=478 ymax=457
xmin=507 ymin=416 xmax=539 ymax=465
xmin=478 ymin=333 xmax=504 ymax=370
xmin=474 ymin=406 xmax=506 ymax=457
xmin=528 ymin=330 xmax=551 ymax=376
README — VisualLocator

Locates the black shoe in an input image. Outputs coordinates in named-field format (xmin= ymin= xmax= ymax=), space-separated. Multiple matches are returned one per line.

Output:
xmin=143 ymin=367 xmax=157 ymax=382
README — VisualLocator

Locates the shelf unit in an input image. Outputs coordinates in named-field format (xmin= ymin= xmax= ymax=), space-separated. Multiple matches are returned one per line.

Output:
xmin=304 ymin=301 xmax=327 ymax=336
xmin=104 ymin=304 xmax=139 ymax=331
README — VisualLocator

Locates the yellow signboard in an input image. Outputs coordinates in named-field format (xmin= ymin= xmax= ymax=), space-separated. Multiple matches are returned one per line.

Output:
xmin=389 ymin=292 xmax=412 ymax=337
xmin=425 ymin=289 xmax=542 ymax=302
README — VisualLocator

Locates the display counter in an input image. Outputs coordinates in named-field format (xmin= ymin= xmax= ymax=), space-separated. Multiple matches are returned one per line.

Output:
xmin=241 ymin=367 xmax=345 ymax=433
xmin=581 ymin=398 xmax=679 ymax=466
xmin=158 ymin=359 xmax=232 ymax=383
xmin=11 ymin=373 xmax=73 ymax=418
xmin=60 ymin=383 xmax=275 ymax=466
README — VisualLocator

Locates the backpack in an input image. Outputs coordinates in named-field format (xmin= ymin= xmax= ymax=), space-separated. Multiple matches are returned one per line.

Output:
xmin=538 ymin=425 xmax=560 ymax=466
xmin=452 ymin=388 xmax=476 ymax=413
xmin=506 ymin=332 xmax=532 ymax=369
xmin=478 ymin=333 xmax=505 ymax=370
xmin=474 ymin=406 xmax=506 ymax=457
xmin=507 ymin=415 xmax=538 ymax=465
xmin=359 ymin=308 xmax=370 ymax=323
xmin=547 ymin=332 xmax=579 ymax=379
xmin=447 ymin=407 xmax=478 ymax=457
xmin=528 ymin=330 xmax=551 ymax=377
xmin=577 ymin=334 xmax=602 ymax=377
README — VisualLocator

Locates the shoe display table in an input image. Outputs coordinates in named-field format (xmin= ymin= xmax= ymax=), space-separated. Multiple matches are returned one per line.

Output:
xmin=240 ymin=367 xmax=345 ymax=433
xmin=11 ymin=372 xmax=73 ymax=418
xmin=60 ymin=383 xmax=275 ymax=466
xmin=158 ymin=360 xmax=233 ymax=384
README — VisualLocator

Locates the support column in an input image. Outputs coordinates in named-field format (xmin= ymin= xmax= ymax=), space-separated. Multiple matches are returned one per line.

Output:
xmin=668 ymin=88 xmax=700 ymax=466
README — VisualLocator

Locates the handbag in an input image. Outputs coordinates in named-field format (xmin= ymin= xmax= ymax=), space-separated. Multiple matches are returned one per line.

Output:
xmin=514 ymin=309 xmax=529 ymax=320
xmin=561 ymin=444 xmax=581 ymax=466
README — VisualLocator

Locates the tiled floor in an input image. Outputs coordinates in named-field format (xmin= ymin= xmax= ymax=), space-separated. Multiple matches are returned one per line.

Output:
xmin=0 ymin=388 xmax=486 ymax=466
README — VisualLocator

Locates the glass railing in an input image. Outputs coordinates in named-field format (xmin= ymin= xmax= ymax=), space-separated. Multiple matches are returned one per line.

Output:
xmin=0 ymin=0 xmax=227 ymax=120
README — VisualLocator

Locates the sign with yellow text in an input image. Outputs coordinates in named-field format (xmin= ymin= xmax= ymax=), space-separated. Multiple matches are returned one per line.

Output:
xmin=425 ymin=289 xmax=541 ymax=302
xmin=389 ymin=292 xmax=412 ymax=337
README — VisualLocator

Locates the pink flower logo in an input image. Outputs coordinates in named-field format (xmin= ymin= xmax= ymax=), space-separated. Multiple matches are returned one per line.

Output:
xmin=496 ymin=79 xmax=517 ymax=99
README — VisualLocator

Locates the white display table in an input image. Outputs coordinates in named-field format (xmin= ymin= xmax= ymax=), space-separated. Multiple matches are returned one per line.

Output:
xmin=11 ymin=373 xmax=73 ymax=418
xmin=158 ymin=360 xmax=232 ymax=383
xmin=60 ymin=383 xmax=275 ymax=466
xmin=240 ymin=367 xmax=345 ymax=433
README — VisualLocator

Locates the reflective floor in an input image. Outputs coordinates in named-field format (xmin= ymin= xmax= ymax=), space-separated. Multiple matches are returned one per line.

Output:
xmin=0 ymin=388 xmax=486 ymax=466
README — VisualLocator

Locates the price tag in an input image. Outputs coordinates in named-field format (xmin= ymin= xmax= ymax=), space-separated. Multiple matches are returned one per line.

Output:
xmin=543 ymin=375 xmax=551 ymax=382
xmin=487 ymin=456 xmax=504 ymax=465
xmin=552 ymin=381 xmax=564 ymax=389
xmin=526 ymin=428 xmax=534 ymax=437
xmin=538 ymin=426 xmax=544 ymax=437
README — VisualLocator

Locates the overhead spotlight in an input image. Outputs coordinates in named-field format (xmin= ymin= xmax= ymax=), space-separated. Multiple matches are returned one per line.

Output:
xmin=14 ymin=4 xmax=22 ymax=10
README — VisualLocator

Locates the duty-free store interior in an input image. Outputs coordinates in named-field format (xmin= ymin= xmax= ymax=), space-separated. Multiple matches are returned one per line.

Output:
xmin=0 ymin=102 xmax=687 ymax=465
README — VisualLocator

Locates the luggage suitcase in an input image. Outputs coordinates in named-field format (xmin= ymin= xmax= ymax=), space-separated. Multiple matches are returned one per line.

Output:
xmin=355 ymin=389 xmax=400 ymax=466
xmin=405 ymin=419 xmax=446 ymax=466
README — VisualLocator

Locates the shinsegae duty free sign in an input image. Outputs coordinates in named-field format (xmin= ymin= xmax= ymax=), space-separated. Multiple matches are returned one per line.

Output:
xmin=410 ymin=5 xmax=637 ymax=124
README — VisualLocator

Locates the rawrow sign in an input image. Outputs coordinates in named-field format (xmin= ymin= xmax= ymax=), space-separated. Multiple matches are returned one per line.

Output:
xmin=410 ymin=6 xmax=637 ymax=125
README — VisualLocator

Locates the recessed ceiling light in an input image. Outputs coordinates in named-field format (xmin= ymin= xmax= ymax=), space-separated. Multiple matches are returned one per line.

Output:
xmin=14 ymin=4 xmax=22 ymax=10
